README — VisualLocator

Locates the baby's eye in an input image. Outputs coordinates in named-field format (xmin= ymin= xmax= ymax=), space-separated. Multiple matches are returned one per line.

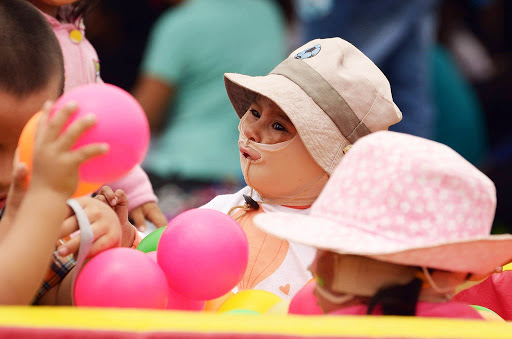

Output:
xmin=250 ymin=109 xmax=260 ymax=119
xmin=272 ymin=122 xmax=287 ymax=132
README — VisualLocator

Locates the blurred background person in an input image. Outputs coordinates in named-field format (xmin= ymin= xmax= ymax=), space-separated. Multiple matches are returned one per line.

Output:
xmin=296 ymin=0 xmax=438 ymax=139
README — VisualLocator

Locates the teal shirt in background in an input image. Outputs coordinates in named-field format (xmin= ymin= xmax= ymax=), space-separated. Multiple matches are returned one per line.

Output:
xmin=431 ymin=45 xmax=488 ymax=166
xmin=141 ymin=0 xmax=286 ymax=181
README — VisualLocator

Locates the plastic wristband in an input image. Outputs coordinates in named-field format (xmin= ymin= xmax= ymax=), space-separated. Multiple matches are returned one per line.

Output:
xmin=67 ymin=199 xmax=94 ymax=306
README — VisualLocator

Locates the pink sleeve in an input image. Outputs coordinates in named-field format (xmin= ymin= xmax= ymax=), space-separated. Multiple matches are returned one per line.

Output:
xmin=108 ymin=165 xmax=157 ymax=212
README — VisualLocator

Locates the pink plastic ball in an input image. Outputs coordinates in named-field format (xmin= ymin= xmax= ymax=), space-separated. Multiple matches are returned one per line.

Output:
xmin=75 ymin=248 xmax=169 ymax=309
xmin=157 ymin=209 xmax=248 ymax=301
xmin=288 ymin=281 xmax=323 ymax=315
xmin=167 ymin=285 xmax=206 ymax=312
xmin=51 ymin=83 xmax=149 ymax=183
xmin=146 ymin=251 xmax=158 ymax=261
xmin=146 ymin=251 xmax=205 ymax=311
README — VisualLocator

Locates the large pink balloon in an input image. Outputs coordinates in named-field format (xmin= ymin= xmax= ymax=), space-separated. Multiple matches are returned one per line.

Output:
xmin=146 ymin=252 xmax=205 ymax=311
xmin=157 ymin=209 xmax=249 ymax=301
xmin=288 ymin=281 xmax=323 ymax=315
xmin=75 ymin=248 xmax=169 ymax=309
xmin=51 ymin=83 xmax=149 ymax=183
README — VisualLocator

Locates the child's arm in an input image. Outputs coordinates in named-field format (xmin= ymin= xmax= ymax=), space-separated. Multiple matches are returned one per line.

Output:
xmin=37 ymin=196 xmax=123 ymax=306
xmin=107 ymin=166 xmax=167 ymax=231
xmin=0 ymin=159 xmax=29 ymax=239
xmin=0 ymin=101 xmax=107 ymax=305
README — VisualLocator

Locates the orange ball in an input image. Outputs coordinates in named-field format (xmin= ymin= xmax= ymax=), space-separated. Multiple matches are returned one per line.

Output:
xmin=17 ymin=112 xmax=101 ymax=198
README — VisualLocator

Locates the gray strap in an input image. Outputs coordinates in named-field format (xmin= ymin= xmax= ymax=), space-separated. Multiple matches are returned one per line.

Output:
xmin=67 ymin=199 xmax=94 ymax=305
xmin=270 ymin=59 xmax=371 ymax=143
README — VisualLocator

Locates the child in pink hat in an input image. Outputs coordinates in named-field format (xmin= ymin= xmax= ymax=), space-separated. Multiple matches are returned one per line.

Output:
xmin=253 ymin=131 xmax=512 ymax=318
xmin=202 ymin=38 xmax=402 ymax=299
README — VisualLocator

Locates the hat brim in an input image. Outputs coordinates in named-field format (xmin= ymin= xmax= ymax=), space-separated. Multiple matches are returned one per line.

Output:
xmin=224 ymin=73 xmax=347 ymax=174
xmin=254 ymin=212 xmax=512 ymax=274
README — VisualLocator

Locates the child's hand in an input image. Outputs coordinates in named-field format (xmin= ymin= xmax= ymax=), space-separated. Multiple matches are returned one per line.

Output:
xmin=94 ymin=186 xmax=137 ymax=247
xmin=130 ymin=202 xmax=167 ymax=232
xmin=31 ymin=101 xmax=108 ymax=198
xmin=2 ymin=153 xmax=29 ymax=224
xmin=57 ymin=196 xmax=122 ymax=258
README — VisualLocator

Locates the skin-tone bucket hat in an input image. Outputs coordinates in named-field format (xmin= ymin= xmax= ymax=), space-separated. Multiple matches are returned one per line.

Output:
xmin=224 ymin=37 xmax=402 ymax=175
xmin=253 ymin=131 xmax=512 ymax=275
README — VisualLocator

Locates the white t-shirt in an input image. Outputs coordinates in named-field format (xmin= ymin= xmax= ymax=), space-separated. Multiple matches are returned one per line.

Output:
xmin=202 ymin=186 xmax=316 ymax=299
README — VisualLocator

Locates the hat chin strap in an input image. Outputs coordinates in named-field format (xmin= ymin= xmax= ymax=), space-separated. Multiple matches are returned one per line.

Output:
xmin=417 ymin=267 xmax=458 ymax=302
xmin=228 ymin=175 xmax=327 ymax=220
xmin=252 ymin=171 xmax=329 ymax=206
xmin=314 ymin=284 xmax=356 ymax=305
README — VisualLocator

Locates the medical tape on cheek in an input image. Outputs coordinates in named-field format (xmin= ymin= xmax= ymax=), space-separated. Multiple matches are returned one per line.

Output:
xmin=238 ymin=114 xmax=296 ymax=153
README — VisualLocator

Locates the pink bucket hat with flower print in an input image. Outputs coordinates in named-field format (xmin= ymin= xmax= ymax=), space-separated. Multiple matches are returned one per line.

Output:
xmin=254 ymin=131 xmax=512 ymax=274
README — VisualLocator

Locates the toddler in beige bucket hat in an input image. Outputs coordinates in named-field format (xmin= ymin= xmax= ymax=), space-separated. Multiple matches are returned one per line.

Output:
xmin=202 ymin=38 xmax=401 ymax=301
xmin=253 ymin=131 xmax=512 ymax=318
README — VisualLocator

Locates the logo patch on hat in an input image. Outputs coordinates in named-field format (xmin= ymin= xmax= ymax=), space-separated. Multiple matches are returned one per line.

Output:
xmin=294 ymin=44 xmax=321 ymax=60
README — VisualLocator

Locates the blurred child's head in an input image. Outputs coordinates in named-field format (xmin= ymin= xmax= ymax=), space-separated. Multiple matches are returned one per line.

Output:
xmin=0 ymin=0 xmax=64 ymax=208
xmin=254 ymin=131 xmax=512 ymax=314
xmin=225 ymin=38 xmax=402 ymax=204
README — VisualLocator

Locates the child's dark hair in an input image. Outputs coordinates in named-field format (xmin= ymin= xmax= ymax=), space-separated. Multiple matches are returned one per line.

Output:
xmin=64 ymin=0 xmax=99 ymax=23
xmin=0 ymin=0 xmax=64 ymax=97
xmin=366 ymin=278 xmax=423 ymax=316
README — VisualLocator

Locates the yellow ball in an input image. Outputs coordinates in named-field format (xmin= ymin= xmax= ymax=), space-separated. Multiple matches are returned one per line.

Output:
xmin=204 ymin=292 xmax=235 ymax=312
xmin=218 ymin=290 xmax=282 ymax=314
xmin=266 ymin=299 xmax=291 ymax=315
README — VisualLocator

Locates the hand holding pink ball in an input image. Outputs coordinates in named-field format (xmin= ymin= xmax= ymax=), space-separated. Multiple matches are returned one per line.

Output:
xmin=157 ymin=209 xmax=249 ymax=301
xmin=50 ymin=84 xmax=149 ymax=183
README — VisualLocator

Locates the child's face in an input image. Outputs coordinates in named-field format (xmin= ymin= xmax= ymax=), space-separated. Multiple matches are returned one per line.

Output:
xmin=0 ymin=78 xmax=61 ymax=209
xmin=242 ymin=96 xmax=297 ymax=145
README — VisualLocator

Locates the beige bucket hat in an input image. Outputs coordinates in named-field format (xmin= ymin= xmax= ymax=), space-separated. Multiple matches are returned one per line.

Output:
xmin=225 ymin=37 xmax=402 ymax=174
